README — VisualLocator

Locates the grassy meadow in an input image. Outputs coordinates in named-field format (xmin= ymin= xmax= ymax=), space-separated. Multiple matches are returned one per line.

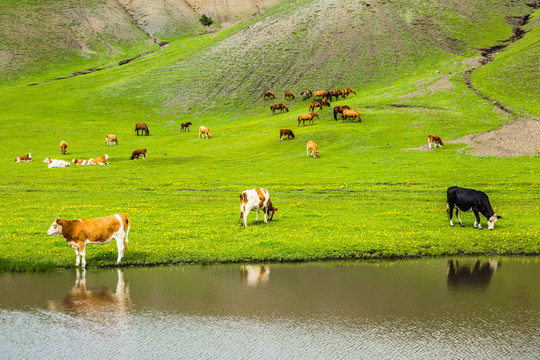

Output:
xmin=0 ymin=2 xmax=539 ymax=271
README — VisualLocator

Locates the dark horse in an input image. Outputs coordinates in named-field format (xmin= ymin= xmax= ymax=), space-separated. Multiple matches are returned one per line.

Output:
xmin=135 ymin=123 xmax=149 ymax=136
xmin=333 ymin=105 xmax=350 ymax=120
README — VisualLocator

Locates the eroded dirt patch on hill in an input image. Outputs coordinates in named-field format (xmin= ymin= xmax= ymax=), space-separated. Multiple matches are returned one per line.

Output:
xmin=407 ymin=117 xmax=540 ymax=157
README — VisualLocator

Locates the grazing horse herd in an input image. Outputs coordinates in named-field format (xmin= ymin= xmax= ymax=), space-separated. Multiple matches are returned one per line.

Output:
xmin=13 ymin=86 xmax=498 ymax=268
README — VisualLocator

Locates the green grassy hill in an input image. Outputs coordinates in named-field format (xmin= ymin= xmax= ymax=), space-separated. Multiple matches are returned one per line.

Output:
xmin=0 ymin=0 xmax=538 ymax=270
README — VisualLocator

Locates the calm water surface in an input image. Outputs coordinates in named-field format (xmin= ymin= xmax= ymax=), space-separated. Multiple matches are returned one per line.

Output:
xmin=0 ymin=257 xmax=538 ymax=359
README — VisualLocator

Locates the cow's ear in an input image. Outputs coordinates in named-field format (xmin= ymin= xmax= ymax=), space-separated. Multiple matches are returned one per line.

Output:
xmin=496 ymin=215 xmax=502 ymax=219
xmin=273 ymin=207 xmax=278 ymax=211
xmin=55 ymin=216 xmax=61 ymax=223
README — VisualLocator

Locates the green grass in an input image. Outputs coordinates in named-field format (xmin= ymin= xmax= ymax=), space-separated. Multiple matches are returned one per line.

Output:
xmin=0 ymin=1 xmax=539 ymax=271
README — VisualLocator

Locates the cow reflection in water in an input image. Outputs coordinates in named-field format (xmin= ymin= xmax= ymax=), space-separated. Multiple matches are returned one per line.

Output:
xmin=48 ymin=268 xmax=131 ymax=318
xmin=241 ymin=265 xmax=270 ymax=286
xmin=447 ymin=259 xmax=499 ymax=289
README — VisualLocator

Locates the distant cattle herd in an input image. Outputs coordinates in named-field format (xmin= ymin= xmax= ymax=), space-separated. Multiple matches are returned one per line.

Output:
xmin=14 ymin=87 xmax=496 ymax=268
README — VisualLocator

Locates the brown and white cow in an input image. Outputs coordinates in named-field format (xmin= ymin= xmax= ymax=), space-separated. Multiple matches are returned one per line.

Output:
xmin=60 ymin=141 xmax=68 ymax=155
xmin=428 ymin=135 xmax=444 ymax=149
xmin=199 ymin=126 xmax=212 ymax=139
xmin=47 ymin=214 xmax=130 ymax=267
xmin=88 ymin=155 xmax=109 ymax=165
xmin=130 ymin=148 xmax=147 ymax=160
xmin=239 ymin=188 xmax=278 ymax=227
xmin=105 ymin=134 xmax=119 ymax=146
xmin=15 ymin=153 xmax=32 ymax=162
xmin=279 ymin=129 xmax=296 ymax=141
xmin=72 ymin=159 xmax=90 ymax=165
xmin=43 ymin=158 xmax=71 ymax=168
xmin=307 ymin=141 xmax=319 ymax=158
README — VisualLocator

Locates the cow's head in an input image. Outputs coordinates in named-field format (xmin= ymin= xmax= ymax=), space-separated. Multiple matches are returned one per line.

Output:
xmin=487 ymin=214 xmax=501 ymax=230
xmin=267 ymin=201 xmax=278 ymax=221
xmin=28 ymin=153 xmax=33 ymax=160
xmin=313 ymin=151 xmax=319 ymax=159
xmin=43 ymin=158 xmax=51 ymax=164
xmin=47 ymin=217 xmax=63 ymax=236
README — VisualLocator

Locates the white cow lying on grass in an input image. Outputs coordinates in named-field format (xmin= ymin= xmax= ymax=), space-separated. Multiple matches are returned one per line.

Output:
xmin=43 ymin=158 xmax=71 ymax=168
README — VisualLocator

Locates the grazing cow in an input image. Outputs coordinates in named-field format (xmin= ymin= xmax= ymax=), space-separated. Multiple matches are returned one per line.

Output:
xmin=199 ymin=126 xmax=212 ymax=139
xmin=72 ymin=159 xmax=90 ymax=165
xmin=279 ymin=129 xmax=296 ymax=141
xmin=341 ymin=88 xmax=357 ymax=98
xmin=333 ymin=105 xmax=350 ymax=120
xmin=47 ymin=214 xmax=130 ymax=267
xmin=88 ymin=155 xmax=109 ymax=165
xmin=428 ymin=135 xmax=444 ymax=149
xmin=342 ymin=109 xmax=362 ymax=122
xmin=270 ymin=103 xmax=289 ymax=114
xmin=313 ymin=90 xmax=329 ymax=101
xmin=327 ymin=90 xmax=341 ymax=101
xmin=239 ymin=188 xmax=278 ymax=227
xmin=43 ymin=158 xmax=71 ymax=168
xmin=15 ymin=153 xmax=32 ymax=162
xmin=105 ymin=134 xmax=119 ymax=146
xmin=283 ymin=92 xmax=295 ymax=101
xmin=300 ymin=89 xmax=312 ymax=100
xmin=298 ymin=112 xmax=320 ymax=126
xmin=60 ymin=141 xmax=68 ymax=155
xmin=135 ymin=123 xmax=150 ymax=136
xmin=262 ymin=92 xmax=275 ymax=101
xmin=130 ymin=148 xmax=147 ymax=160
xmin=308 ymin=101 xmax=324 ymax=112
xmin=181 ymin=122 xmax=193 ymax=132
xmin=447 ymin=186 xmax=501 ymax=230
xmin=307 ymin=141 xmax=319 ymax=158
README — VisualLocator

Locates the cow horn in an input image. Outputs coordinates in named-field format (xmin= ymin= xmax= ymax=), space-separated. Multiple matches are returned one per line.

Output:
xmin=56 ymin=216 xmax=61 ymax=222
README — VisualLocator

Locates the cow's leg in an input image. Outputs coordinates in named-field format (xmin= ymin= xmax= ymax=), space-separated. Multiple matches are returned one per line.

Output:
xmin=78 ymin=241 xmax=87 ymax=268
xmin=263 ymin=209 xmax=268 ymax=223
xmin=447 ymin=203 xmax=454 ymax=227
xmin=456 ymin=208 xmax=464 ymax=227
xmin=243 ymin=209 xmax=250 ymax=227
xmin=255 ymin=210 xmax=260 ymax=223
xmin=473 ymin=211 xmax=482 ymax=229
xmin=74 ymin=247 xmax=81 ymax=267
xmin=115 ymin=236 xmax=125 ymax=264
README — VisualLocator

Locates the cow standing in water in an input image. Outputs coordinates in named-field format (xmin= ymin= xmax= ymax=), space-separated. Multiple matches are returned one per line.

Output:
xmin=47 ymin=214 xmax=130 ymax=267
xmin=447 ymin=186 xmax=501 ymax=230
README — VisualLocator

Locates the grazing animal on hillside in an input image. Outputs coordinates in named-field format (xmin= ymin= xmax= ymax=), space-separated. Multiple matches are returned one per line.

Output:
xmin=130 ymin=148 xmax=147 ymax=160
xmin=181 ymin=122 xmax=193 ymax=131
xmin=341 ymin=88 xmax=357 ymax=98
xmin=327 ymin=90 xmax=342 ymax=101
xmin=72 ymin=159 xmax=90 ymax=165
xmin=262 ymin=92 xmax=276 ymax=101
xmin=47 ymin=214 xmax=130 ymax=267
xmin=279 ymin=129 xmax=296 ymax=141
xmin=105 ymin=134 xmax=119 ymax=146
xmin=341 ymin=109 xmax=362 ymax=122
xmin=447 ymin=186 xmax=501 ymax=230
xmin=313 ymin=90 xmax=329 ymax=101
xmin=283 ymin=92 xmax=295 ymax=101
xmin=59 ymin=141 xmax=68 ymax=155
xmin=135 ymin=123 xmax=150 ymax=136
xmin=333 ymin=105 xmax=351 ymax=120
xmin=307 ymin=141 xmax=319 ymax=158
xmin=298 ymin=112 xmax=320 ymax=127
xmin=428 ymin=135 xmax=444 ymax=149
xmin=15 ymin=153 xmax=32 ymax=162
xmin=199 ymin=126 xmax=212 ymax=139
xmin=88 ymin=155 xmax=109 ymax=165
xmin=270 ymin=103 xmax=289 ymax=114
xmin=318 ymin=98 xmax=330 ymax=107
xmin=308 ymin=101 xmax=324 ymax=112
xmin=43 ymin=158 xmax=71 ymax=168
xmin=300 ymin=89 xmax=312 ymax=100
xmin=239 ymin=188 xmax=278 ymax=227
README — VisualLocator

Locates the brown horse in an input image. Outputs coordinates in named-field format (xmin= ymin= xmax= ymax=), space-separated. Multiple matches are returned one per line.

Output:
xmin=270 ymin=103 xmax=289 ymax=114
xmin=341 ymin=88 xmax=357 ymax=98
xmin=262 ymin=92 xmax=276 ymax=101
xmin=279 ymin=129 xmax=296 ymax=141
xmin=313 ymin=90 xmax=328 ymax=100
xmin=298 ymin=112 xmax=320 ymax=126
xmin=300 ymin=89 xmax=312 ymax=100
xmin=308 ymin=101 xmax=324 ymax=112
xmin=327 ymin=90 xmax=341 ymax=101
xmin=135 ymin=123 xmax=149 ymax=136
xmin=283 ymin=92 xmax=295 ymax=101
xmin=342 ymin=109 xmax=361 ymax=122
xmin=333 ymin=105 xmax=350 ymax=120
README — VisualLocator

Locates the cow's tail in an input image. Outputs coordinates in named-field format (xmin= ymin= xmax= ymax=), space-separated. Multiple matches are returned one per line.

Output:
xmin=122 ymin=214 xmax=130 ymax=251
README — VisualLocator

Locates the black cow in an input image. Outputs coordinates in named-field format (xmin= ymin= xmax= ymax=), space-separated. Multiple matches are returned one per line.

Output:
xmin=446 ymin=186 xmax=501 ymax=230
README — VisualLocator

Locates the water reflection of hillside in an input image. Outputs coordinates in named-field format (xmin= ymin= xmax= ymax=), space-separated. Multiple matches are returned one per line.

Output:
xmin=447 ymin=259 xmax=499 ymax=290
